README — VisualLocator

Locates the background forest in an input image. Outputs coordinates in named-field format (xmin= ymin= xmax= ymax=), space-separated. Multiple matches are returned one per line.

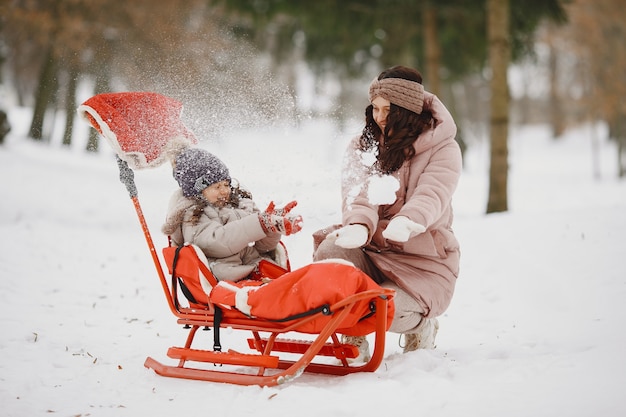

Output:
xmin=1 ymin=0 xmax=625 ymax=212
xmin=1 ymin=2 xmax=626 ymax=415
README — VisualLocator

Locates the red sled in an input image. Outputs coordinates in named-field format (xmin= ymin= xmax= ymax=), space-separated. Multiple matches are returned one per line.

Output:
xmin=78 ymin=92 xmax=395 ymax=387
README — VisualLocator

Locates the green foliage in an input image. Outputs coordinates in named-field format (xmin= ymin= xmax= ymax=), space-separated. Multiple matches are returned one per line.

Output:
xmin=217 ymin=0 xmax=568 ymax=79
xmin=510 ymin=0 xmax=568 ymax=59
xmin=437 ymin=3 xmax=487 ymax=79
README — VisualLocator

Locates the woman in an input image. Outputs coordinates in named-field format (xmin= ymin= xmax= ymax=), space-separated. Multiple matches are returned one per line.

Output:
xmin=162 ymin=147 xmax=302 ymax=282
xmin=314 ymin=65 xmax=462 ymax=358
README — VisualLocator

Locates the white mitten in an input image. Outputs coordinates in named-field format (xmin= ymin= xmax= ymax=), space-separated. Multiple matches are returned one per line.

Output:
xmin=382 ymin=216 xmax=426 ymax=242
xmin=326 ymin=224 xmax=369 ymax=249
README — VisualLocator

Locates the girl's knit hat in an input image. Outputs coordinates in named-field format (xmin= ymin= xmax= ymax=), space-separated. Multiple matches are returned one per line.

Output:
xmin=173 ymin=148 xmax=230 ymax=197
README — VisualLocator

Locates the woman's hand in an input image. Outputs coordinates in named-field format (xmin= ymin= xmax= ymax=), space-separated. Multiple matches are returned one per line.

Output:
xmin=382 ymin=216 xmax=426 ymax=242
xmin=326 ymin=224 xmax=369 ymax=248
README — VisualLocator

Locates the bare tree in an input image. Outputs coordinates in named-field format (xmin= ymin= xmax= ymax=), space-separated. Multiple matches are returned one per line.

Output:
xmin=422 ymin=1 xmax=441 ymax=97
xmin=565 ymin=0 xmax=626 ymax=177
xmin=486 ymin=0 xmax=511 ymax=213
xmin=1 ymin=0 xmax=295 ymax=150
xmin=29 ymin=46 xmax=58 ymax=141
xmin=62 ymin=62 xmax=79 ymax=146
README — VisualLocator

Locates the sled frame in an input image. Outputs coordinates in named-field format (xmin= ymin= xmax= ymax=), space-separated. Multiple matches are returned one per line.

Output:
xmin=115 ymin=157 xmax=393 ymax=386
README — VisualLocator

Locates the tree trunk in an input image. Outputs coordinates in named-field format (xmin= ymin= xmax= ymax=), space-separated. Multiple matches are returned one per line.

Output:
xmin=0 ymin=110 xmax=10 ymax=145
xmin=486 ymin=0 xmax=510 ymax=214
xmin=422 ymin=2 xmax=441 ymax=97
xmin=62 ymin=65 xmax=79 ymax=146
xmin=29 ymin=47 xmax=58 ymax=141
xmin=617 ymin=137 xmax=626 ymax=178
xmin=610 ymin=115 xmax=626 ymax=177
xmin=548 ymin=41 xmax=565 ymax=138
xmin=86 ymin=39 xmax=113 ymax=152
xmin=85 ymin=80 xmax=105 ymax=152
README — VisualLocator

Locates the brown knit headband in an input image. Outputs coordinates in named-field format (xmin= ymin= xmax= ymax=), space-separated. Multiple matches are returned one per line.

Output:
xmin=368 ymin=77 xmax=425 ymax=115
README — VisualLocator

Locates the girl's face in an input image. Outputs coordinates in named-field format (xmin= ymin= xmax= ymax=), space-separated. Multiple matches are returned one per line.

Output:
xmin=372 ymin=96 xmax=391 ymax=132
xmin=201 ymin=180 xmax=231 ymax=207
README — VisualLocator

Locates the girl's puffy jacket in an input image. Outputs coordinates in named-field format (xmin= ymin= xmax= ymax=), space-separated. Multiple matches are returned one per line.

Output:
xmin=162 ymin=190 xmax=281 ymax=282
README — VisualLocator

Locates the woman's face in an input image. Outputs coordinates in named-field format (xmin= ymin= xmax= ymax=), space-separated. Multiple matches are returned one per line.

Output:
xmin=372 ymin=96 xmax=391 ymax=132
xmin=201 ymin=180 xmax=231 ymax=207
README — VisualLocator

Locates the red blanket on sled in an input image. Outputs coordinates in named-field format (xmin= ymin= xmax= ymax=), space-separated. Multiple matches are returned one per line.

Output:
xmin=163 ymin=246 xmax=394 ymax=335
xmin=210 ymin=262 xmax=395 ymax=336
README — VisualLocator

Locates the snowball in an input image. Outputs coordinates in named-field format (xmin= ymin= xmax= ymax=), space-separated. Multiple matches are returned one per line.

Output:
xmin=367 ymin=175 xmax=399 ymax=205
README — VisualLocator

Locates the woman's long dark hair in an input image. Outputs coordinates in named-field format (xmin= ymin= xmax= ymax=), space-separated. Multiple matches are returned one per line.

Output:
xmin=360 ymin=66 xmax=437 ymax=174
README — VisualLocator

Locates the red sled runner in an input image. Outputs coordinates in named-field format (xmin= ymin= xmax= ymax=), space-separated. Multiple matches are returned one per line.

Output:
xmin=78 ymin=92 xmax=395 ymax=386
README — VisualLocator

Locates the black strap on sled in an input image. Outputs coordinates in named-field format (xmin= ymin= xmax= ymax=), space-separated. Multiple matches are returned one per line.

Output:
xmin=171 ymin=245 xmax=200 ymax=307
xmin=213 ymin=306 xmax=223 ymax=353
xmin=358 ymin=301 xmax=377 ymax=322
xmin=268 ymin=298 xmax=379 ymax=324
xmin=177 ymin=278 xmax=198 ymax=305
xmin=268 ymin=303 xmax=332 ymax=323
xmin=171 ymin=245 xmax=223 ymax=354
xmin=170 ymin=246 xmax=183 ymax=310
xmin=262 ymin=299 xmax=375 ymax=329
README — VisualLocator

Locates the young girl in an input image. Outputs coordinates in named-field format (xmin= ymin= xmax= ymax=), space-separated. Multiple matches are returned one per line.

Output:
xmin=162 ymin=147 xmax=302 ymax=282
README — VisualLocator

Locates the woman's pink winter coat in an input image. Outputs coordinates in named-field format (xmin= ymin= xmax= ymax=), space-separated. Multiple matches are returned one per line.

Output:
xmin=341 ymin=92 xmax=462 ymax=318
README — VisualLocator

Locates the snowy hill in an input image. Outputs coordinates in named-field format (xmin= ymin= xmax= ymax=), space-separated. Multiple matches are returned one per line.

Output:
xmin=1 ymin=111 xmax=625 ymax=416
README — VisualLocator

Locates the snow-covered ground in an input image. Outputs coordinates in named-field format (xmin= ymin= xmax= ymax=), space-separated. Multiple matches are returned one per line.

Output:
xmin=1 ymin=108 xmax=625 ymax=416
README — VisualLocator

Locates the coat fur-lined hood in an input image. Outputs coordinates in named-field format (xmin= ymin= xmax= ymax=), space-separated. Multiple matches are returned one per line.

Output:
xmin=161 ymin=189 xmax=198 ymax=236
